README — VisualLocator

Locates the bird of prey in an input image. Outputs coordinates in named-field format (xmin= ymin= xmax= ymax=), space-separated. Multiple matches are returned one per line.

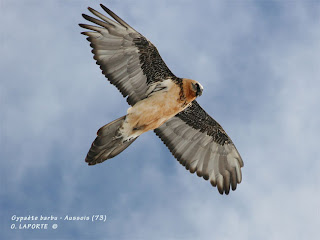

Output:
xmin=80 ymin=4 xmax=243 ymax=194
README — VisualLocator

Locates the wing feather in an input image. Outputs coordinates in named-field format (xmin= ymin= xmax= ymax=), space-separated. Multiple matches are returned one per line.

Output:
xmin=154 ymin=101 xmax=244 ymax=195
xmin=80 ymin=5 xmax=175 ymax=106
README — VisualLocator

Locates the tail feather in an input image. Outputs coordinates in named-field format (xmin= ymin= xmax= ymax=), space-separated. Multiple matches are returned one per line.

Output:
xmin=85 ymin=116 xmax=138 ymax=165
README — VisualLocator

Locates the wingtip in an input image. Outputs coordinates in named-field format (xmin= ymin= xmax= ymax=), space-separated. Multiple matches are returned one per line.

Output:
xmin=100 ymin=3 xmax=107 ymax=9
xmin=79 ymin=23 xmax=87 ymax=28
xmin=78 ymin=24 xmax=89 ymax=33
xmin=82 ymin=13 xmax=90 ymax=21
xmin=99 ymin=3 xmax=134 ymax=30
xmin=79 ymin=24 xmax=87 ymax=32
xmin=100 ymin=4 xmax=112 ymax=16
xmin=224 ymin=186 xmax=230 ymax=195
xmin=88 ymin=6 xmax=98 ymax=15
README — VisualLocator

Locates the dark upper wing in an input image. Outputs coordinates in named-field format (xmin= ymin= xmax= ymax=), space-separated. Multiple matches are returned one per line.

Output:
xmin=79 ymin=4 xmax=175 ymax=106
xmin=154 ymin=101 xmax=244 ymax=195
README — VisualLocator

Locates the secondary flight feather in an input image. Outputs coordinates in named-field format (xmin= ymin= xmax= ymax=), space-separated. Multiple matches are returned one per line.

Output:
xmin=79 ymin=4 xmax=244 ymax=195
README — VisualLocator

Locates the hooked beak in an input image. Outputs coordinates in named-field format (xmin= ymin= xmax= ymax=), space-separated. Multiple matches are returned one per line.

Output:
xmin=196 ymin=83 xmax=203 ymax=97
xmin=191 ymin=82 xmax=203 ymax=97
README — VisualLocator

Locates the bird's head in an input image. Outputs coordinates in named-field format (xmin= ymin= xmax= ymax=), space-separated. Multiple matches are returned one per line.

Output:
xmin=183 ymin=79 xmax=204 ymax=103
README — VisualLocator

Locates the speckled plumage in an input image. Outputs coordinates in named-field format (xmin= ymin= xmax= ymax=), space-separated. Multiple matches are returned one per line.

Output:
xmin=133 ymin=37 xmax=175 ymax=84
xmin=177 ymin=101 xmax=232 ymax=145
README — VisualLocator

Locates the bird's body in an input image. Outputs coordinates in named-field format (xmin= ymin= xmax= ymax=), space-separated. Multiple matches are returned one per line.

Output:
xmin=80 ymin=4 xmax=244 ymax=194
xmin=122 ymin=78 xmax=200 ymax=140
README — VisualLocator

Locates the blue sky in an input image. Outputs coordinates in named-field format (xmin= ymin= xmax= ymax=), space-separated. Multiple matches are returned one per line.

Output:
xmin=1 ymin=0 xmax=320 ymax=239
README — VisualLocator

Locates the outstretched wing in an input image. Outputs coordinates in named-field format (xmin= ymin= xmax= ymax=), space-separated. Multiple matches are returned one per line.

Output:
xmin=154 ymin=101 xmax=244 ymax=195
xmin=80 ymin=4 xmax=175 ymax=106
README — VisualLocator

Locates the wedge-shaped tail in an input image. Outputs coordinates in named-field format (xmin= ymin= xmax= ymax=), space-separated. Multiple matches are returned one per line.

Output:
xmin=85 ymin=116 xmax=138 ymax=165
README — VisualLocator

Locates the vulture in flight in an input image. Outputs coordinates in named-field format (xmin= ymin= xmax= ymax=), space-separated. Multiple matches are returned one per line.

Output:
xmin=79 ymin=4 xmax=244 ymax=194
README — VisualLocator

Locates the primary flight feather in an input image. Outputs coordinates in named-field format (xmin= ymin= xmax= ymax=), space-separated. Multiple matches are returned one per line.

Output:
xmin=80 ymin=4 xmax=244 ymax=195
